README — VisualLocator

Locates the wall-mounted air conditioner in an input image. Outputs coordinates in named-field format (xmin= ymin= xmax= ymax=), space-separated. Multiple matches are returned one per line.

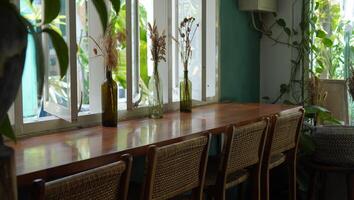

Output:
xmin=239 ymin=0 xmax=277 ymax=12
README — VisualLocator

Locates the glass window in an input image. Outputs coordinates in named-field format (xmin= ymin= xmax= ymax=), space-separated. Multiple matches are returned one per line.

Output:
xmin=17 ymin=0 xmax=218 ymax=135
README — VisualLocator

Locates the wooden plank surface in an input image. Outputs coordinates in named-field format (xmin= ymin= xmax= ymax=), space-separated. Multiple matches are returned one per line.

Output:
xmin=6 ymin=103 xmax=301 ymax=187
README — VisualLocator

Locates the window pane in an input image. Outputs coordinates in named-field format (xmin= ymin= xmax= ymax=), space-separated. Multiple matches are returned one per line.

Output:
xmin=136 ymin=0 xmax=154 ymax=107
xmin=111 ymin=0 xmax=128 ymax=110
xmin=45 ymin=0 xmax=71 ymax=118
xmin=20 ymin=0 xmax=44 ymax=121
xmin=173 ymin=0 xmax=202 ymax=101
xmin=76 ymin=0 xmax=90 ymax=113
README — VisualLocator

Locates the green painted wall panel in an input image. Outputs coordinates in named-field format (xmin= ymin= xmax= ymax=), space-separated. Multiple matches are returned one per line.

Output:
xmin=220 ymin=0 xmax=261 ymax=102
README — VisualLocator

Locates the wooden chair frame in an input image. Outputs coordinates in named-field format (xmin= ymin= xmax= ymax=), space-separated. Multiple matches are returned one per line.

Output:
xmin=206 ymin=118 xmax=270 ymax=200
xmin=261 ymin=108 xmax=305 ymax=200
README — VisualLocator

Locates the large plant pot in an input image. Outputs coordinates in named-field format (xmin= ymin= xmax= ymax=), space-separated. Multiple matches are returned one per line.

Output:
xmin=0 ymin=137 xmax=17 ymax=200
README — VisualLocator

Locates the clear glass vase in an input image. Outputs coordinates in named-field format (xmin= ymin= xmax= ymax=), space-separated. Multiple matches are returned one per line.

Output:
xmin=148 ymin=64 xmax=163 ymax=118
xmin=180 ymin=70 xmax=192 ymax=112
xmin=101 ymin=70 xmax=118 ymax=127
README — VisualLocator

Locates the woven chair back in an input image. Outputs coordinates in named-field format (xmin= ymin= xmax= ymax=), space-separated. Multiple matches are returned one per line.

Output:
xmin=32 ymin=154 xmax=132 ymax=200
xmin=143 ymin=135 xmax=211 ymax=200
xmin=270 ymin=110 xmax=304 ymax=155
xmin=225 ymin=120 xmax=268 ymax=174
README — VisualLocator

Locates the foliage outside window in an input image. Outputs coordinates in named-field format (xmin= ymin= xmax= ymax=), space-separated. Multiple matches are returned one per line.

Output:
xmin=311 ymin=0 xmax=354 ymax=80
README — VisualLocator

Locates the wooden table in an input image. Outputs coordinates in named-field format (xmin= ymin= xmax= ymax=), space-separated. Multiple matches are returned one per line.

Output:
xmin=7 ymin=103 xmax=301 ymax=188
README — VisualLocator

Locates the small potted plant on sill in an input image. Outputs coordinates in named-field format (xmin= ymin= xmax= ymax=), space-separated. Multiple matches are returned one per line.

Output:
xmin=0 ymin=0 xmax=120 ymax=199
xmin=147 ymin=22 xmax=167 ymax=119
xmin=174 ymin=17 xmax=199 ymax=112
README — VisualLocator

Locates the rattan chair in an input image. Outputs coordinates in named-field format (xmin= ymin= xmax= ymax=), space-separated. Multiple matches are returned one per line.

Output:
xmin=261 ymin=108 xmax=305 ymax=200
xmin=31 ymin=154 xmax=132 ymax=200
xmin=204 ymin=119 xmax=270 ymax=200
xmin=141 ymin=135 xmax=211 ymax=200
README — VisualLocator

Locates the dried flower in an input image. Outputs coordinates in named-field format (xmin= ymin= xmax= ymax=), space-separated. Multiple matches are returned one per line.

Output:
xmin=173 ymin=16 xmax=199 ymax=71
xmin=89 ymin=21 xmax=119 ymax=72
xmin=148 ymin=21 xmax=167 ymax=70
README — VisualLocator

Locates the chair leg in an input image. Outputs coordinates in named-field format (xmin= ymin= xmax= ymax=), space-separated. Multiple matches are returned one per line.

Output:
xmin=251 ymin=165 xmax=261 ymax=200
xmin=192 ymin=187 xmax=206 ymax=200
xmin=319 ymin=172 xmax=326 ymax=200
xmin=261 ymin=168 xmax=270 ymax=200
xmin=288 ymin=160 xmax=297 ymax=200
xmin=238 ymin=183 xmax=243 ymax=200
xmin=307 ymin=170 xmax=319 ymax=200
xmin=346 ymin=173 xmax=354 ymax=200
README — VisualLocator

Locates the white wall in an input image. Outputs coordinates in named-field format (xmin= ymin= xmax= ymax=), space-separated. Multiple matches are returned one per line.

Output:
xmin=260 ymin=0 xmax=302 ymax=102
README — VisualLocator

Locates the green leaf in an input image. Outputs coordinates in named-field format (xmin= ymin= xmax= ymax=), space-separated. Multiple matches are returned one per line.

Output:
xmin=22 ymin=16 xmax=45 ymax=97
xmin=276 ymin=19 xmax=286 ymax=27
xmin=109 ymin=0 xmax=121 ymax=15
xmin=315 ymin=67 xmax=323 ymax=74
xmin=43 ymin=0 xmax=60 ymax=24
xmin=33 ymin=32 xmax=45 ymax=96
xmin=92 ymin=0 xmax=108 ymax=32
xmin=43 ymin=28 xmax=69 ymax=79
xmin=305 ymin=105 xmax=329 ymax=114
xmin=283 ymin=27 xmax=291 ymax=36
xmin=316 ymin=30 xmax=327 ymax=38
xmin=322 ymin=38 xmax=333 ymax=47
xmin=0 ymin=114 xmax=16 ymax=142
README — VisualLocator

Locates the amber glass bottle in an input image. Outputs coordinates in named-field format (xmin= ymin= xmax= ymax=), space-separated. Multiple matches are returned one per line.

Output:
xmin=101 ymin=71 xmax=118 ymax=127
xmin=180 ymin=70 xmax=192 ymax=112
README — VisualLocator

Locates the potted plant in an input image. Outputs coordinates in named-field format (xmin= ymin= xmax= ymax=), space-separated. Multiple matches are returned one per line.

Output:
xmin=147 ymin=22 xmax=166 ymax=118
xmin=0 ymin=0 xmax=120 ymax=199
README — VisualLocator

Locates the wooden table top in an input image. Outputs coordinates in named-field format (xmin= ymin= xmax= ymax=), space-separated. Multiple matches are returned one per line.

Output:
xmin=7 ymin=103 xmax=301 ymax=187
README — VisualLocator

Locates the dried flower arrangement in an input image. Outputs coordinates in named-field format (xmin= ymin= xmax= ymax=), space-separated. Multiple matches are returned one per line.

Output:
xmin=91 ymin=22 xmax=119 ymax=72
xmin=147 ymin=22 xmax=166 ymax=118
xmin=347 ymin=66 xmax=354 ymax=99
xmin=174 ymin=17 xmax=199 ymax=71
xmin=148 ymin=22 xmax=167 ymax=68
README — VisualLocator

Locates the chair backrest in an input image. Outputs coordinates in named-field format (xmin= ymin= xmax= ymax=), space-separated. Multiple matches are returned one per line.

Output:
xmin=269 ymin=109 xmax=305 ymax=156
xmin=142 ymin=135 xmax=211 ymax=200
xmin=223 ymin=119 xmax=269 ymax=176
xmin=32 ymin=154 xmax=132 ymax=200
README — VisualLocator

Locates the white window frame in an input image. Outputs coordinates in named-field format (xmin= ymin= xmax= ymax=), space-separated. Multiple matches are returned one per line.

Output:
xmin=13 ymin=0 xmax=220 ymax=137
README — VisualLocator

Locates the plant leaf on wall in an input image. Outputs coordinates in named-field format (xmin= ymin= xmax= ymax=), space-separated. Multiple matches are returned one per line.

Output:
xmin=43 ymin=28 xmax=69 ymax=79
xmin=92 ymin=0 xmax=108 ymax=32
xmin=43 ymin=0 xmax=61 ymax=24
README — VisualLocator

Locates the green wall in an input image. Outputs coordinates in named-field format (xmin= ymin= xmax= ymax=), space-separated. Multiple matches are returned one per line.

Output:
xmin=220 ymin=0 xmax=261 ymax=102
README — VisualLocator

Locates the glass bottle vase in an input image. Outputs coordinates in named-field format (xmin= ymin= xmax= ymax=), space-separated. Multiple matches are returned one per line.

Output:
xmin=180 ymin=70 xmax=192 ymax=112
xmin=148 ymin=64 xmax=163 ymax=118
xmin=101 ymin=70 xmax=118 ymax=127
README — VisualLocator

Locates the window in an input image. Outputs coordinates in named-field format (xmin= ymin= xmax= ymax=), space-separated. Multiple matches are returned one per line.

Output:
xmin=310 ymin=0 xmax=354 ymax=123
xmin=15 ymin=0 xmax=219 ymax=136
